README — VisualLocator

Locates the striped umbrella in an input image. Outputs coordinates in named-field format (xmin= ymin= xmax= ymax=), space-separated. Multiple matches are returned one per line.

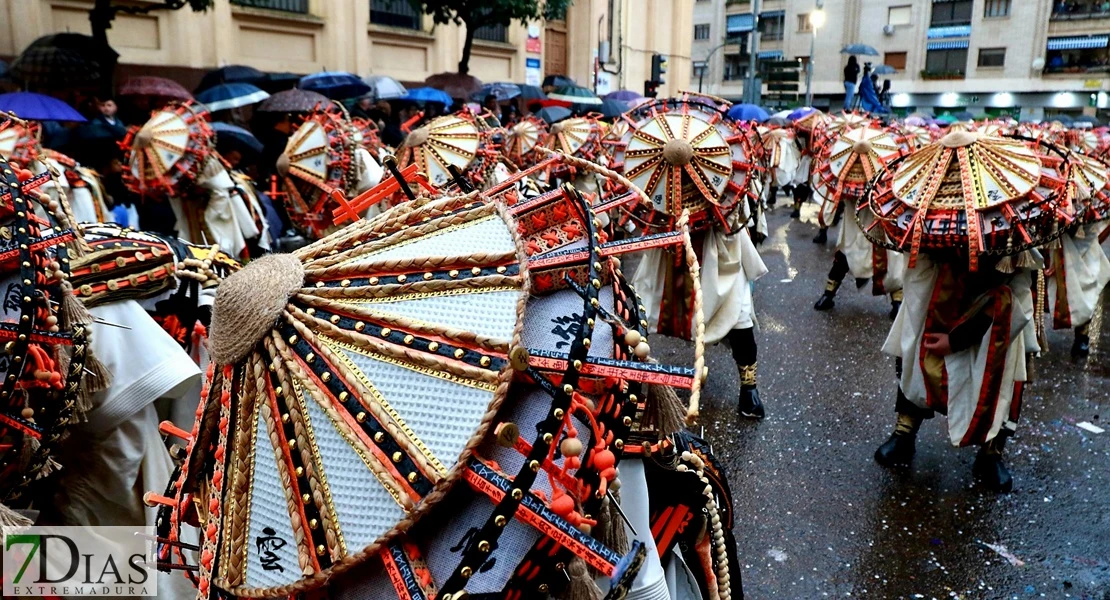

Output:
xmin=548 ymin=85 xmax=602 ymax=106
xmin=196 ymin=83 xmax=270 ymax=112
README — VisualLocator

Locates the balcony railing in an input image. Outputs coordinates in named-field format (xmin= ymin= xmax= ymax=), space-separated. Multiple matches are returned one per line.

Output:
xmin=1044 ymin=63 xmax=1110 ymax=74
xmin=475 ymin=23 xmax=509 ymax=43
xmin=761 ymin=31 xmax=784 ymax=41
xmin=1051 ymin=7 xmax=1110 ymax=20
xmin=231 ymin=0 xmax=308 ymax=13
xmin=370 ymin=0 xmax=422 ymax=29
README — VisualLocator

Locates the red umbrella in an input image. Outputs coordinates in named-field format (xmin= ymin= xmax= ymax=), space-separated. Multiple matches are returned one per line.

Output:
xmin=424 ymin=72 xmax=483 ymax=101
xmin=119 ymin=76 xmax=192 ymax=101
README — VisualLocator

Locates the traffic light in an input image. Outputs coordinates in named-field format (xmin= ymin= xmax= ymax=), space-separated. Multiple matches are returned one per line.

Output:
xmin=651 ymin=54 xmax=668 ymax=85
xmin=644 ymin=80 xmax=659 ymax=98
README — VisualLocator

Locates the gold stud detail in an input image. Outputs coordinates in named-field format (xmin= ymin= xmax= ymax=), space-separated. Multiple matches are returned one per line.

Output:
xmin=479 ymin=356 xmax=491 ymax=367
xmin=309 ymin=518 xmax=319 ymax=529
xmin=615 ymin=439 xmax=624 ymax=450
xmin=380 ymin=327 xmax=392 ymax=337
xmin=339 ymin=391 xmax=349 ymax=401
xmin=316 ymin=545 xmax=326 ymax=556
xmin=583 ymin=337 xmax=591 ymax=348
xmin=315 ymin=281 xmax=325 ymax=288
xmin=306 ymin=307 xmax=316 ymax=316
xmin=355 ymin=321 xmax=365 ymax=332
xmin=408 ymin=471 xmax=418 ymax=482
xmin=397 ymin=274 xmax=407 ymax=283
xmin=403 ymin=334 xmax=414 ymax=344
xmin=454 ymin=348 xmax=465 ymax=359
xmin=478 ymin=541 xmax=490 ymax=552
xmin=543 ymin=432 xmax=553 ymax=443
xmin=392 ymin=451 xmax=403 ymax=463
xmin=369 ymin=277 xmax=379 ymax=285
xmin=356 ymin=412 xmax=367 ymax=423
xmin=563 ymin=384 xmax=573 ymax=394
xmin=592 ymin=278 xmax=601 ymax=289
xmin=495 ymin=515 xmax=507 ymax=527
xmin=529 ymin=460 xmax=540 ymax=472
xmin=423 ymin=272 xmax=433 ymax=280
xmin=374 ymin=431 xmax=385 ymax=443
xmin=281 ymin=413 xmax=290 ymax=423
xmin=623 ymin=416 xmax=633 ymax=426
xmin=340 ymin=279 xmax=351 ymax=287
xmin=572 ymin=359 xmax=582 ymax=370
xmin=554 ymin=408 xmax=565 ymax=419
xmin=295 ymin=466 xmax=304 ymax=477
xmin=288 ymin=335 xmax=298 ymax=344
xmin=428 ymin=341 xmax=440 ymax=352
xmin=460 ymin=566 xmax=473 ymax=578
xmin=511 ymin=488 xmax=523 ymax=500
xmin=449 ymin=269 xmax=459 ymax=278
xmin=305 ymin=353 xmax=315 ymax=363
xmin=321 ymin=372 xmax=331 ymax=383
xmin=302 ymin=493 xmax=311 ymax=503
xmin=329 ymin=315 xmax=340 ymax=324
xmin=496 ymin=265 xmax=507 ymax=273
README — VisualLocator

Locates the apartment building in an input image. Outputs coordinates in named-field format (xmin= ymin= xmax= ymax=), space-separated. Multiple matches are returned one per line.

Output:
xmin=691 ymin=0 xmax=1110 ymax=119
xmin=0 ymin=0 xmax=692 ymax=98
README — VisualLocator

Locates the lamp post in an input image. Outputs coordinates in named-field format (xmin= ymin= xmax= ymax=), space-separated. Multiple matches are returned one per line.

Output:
xmin=698 ymin=40 xmax=732 ymax=94
xmin=804 ymin=6 xmax=826 ymax=107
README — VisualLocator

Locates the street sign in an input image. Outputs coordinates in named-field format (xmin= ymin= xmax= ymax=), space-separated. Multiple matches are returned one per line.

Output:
xmin=763 ymin=71 xmax=800 ymax=82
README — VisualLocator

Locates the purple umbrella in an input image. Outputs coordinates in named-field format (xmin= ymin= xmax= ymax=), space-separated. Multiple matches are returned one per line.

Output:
xmin=0 ymin=91 xmax=86 ymax=122
xmin=787 ymin=107 xmax=817 ymax=121
xmin=605 ymin=90 xmax=645 ymax=103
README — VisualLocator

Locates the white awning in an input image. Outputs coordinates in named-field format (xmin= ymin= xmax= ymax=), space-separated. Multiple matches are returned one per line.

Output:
xmin=927 ymin=25 xmax=972 ymax=39
xmin=1047 ymin=36 xmax=1110 ymax=50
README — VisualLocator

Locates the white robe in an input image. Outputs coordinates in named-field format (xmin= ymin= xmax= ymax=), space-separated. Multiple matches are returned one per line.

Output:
xmin=1047 ymin=222 xmax=1110 ymax=328
xmin=838 ymin=211 xmax=906 ymax=292
xmin=882 ymin=254 xmax=1040 ymax=446
xmin=634 ymin=226 xmax=768 ymax=344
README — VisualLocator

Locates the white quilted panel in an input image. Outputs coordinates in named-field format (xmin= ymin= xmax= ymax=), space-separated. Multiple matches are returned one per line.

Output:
xmin=333 ymin=344 xmax=495 ymax=472
xmin=300 ymin=386 xmax=407 ymax=555
xmin=243 ymin=411 xmax=303 ymax=588
xmin=354 ymin=215 xmax=514 ymax=264
xmin=522 ymin=287 xmax=616 ymax=358
xmin=345 ymin=288 xmax=519 ymax=342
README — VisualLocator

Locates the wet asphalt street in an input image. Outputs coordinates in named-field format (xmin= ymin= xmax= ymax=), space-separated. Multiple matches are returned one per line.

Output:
xmin=648 ymin=202 xmax=1110 ymax=600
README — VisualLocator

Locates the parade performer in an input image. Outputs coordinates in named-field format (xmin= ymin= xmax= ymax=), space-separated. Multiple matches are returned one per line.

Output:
xmin=786 ymin=108 xmax=828 ymax=220
xmin=123 ymin=101 xmax=272 ymax=257
xmin=759 ymin=120 xmax=801 ymax=213
xmin=1047 ymin=152 xmax=1110 ymax=358
xmin=614 ymin=95 xmax=769 ymax=418
xmin=811 ymin=118 xmax=910 ymax=317
xmin=275 ymin=102 xmax=384 ymax=240
xmin=863 ymin=129 xmax=1071 ymax=492
xmin=397 ymin=108 xmax=513 ymax=194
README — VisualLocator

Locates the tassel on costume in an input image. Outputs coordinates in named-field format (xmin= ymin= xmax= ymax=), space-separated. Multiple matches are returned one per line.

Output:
xmin=1014 ymin=251 xmax=1037 ymax=270
xmin=559 ymin=557 xmax=602 ymax=600
xmin=643 ymin=380 xmax=686 ymax=436
xmin=995 ymin=255 xmax=1014 ymax=274
xmin=19 ymin=436 xmax=39 ymax=469
xmin=596 ymin=491 xmax=630 ymax=555
xmin=0 ymin=502 xmax=33 ymax=528
xmin=58 ymin=281 xmax=111 ymax=414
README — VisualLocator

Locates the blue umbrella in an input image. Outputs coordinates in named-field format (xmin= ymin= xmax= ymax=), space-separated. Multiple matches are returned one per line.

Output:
xmin=212 ymin=122 xmax=264 ymax=156
xmin=841 ymin=44 xmax=880 ymax=56
xmin=871 ymin=64 xmax=896 ymax=75
xmin=404 ymin=87 xmax=454 ymax=106
xmin=0 ymin=91 xmax=85 ymax=122
xmin=197 ymin=65 xmax=266 ymax=92
xmin=472 ymin=82 xmax=522 ymax=101
xmin=536 ymin=106 xmax=572 ymax=124
xmin=196 ymin=83 xmax=269 ymax=112
xmin=727 ymin=104 xmax=770 ymax=122
xmin=787 ymin=106 xmax=817 ymax=121
xmin=299 ymin=71 xmax=371 ymax=100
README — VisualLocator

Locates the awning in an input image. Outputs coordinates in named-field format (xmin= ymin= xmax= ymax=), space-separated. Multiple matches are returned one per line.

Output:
xmin=727 ymin=13 xmax=755 ymax=34
xmin=1047 ymin=35 xmax=1110 ymax=50
xmin=927 ymin=40 xmax=970 ymax=50
xmin=927 ymin=25 xmax=972 ymax=39
xmin=761 ymin=9 xmax=785 ymax=18
xmin=758 ymin=50 xmax=784 ymax=59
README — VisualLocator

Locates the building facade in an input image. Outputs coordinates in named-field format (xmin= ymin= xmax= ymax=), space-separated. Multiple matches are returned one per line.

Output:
xmin=691 ymin=0 xmax=1110 ymax=119
xmin=0 ymin=0 xmax=692 ymax=98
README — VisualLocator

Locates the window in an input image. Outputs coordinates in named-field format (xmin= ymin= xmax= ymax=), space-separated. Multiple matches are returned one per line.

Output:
xmin=231 ymin=0 xmax=308 ymax=12
xmin=370 ymin=0 xmax=421 ymax=29
xmin=693 ymin=61 xmax=708 ymax=78
xmin=694 ymin=24 xmax=711 ymax=40
xmin=760 ymin=13 xmax=785 ymax=41
xmin=925 ymin=47 xmax=968 ymax=75
xmin=797 ymin=14 xmax=812 ymax=32
xmin=474 ymin=23 xmax=508 ymax=42
xmin=888 ymin=5 xmax=912 ymax=26
xmin=930 ymin=0 xmax=973 ymax=26
xmin=978 ymin=47 xmax=1006 ymax=67
xmin=984 ymin=0 xmax=1010 ymax=17
xmin=723 ymin=54 xmax=748 ymax=80
xmin=884 ymin=51 xmax=908 ymax=70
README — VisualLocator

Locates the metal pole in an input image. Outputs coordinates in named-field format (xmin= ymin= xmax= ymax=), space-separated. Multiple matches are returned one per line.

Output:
xmin=747 ymin=0 xmax=761 ymax=104
xmin=805 ymin=28 xmax=816 ymax=107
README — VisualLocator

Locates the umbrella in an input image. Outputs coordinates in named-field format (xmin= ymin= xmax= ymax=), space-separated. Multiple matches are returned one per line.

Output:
xmin=261 ymin=71 xmax=301 ymax=92
xmin=787 ymin=106 xmax=817 ymax=121
xmin=871 ymin=64 xmax=897 ymax=75
xmin=299 ymin=71 xmax=371 ymax=100
xmin=197 ymin=65 xmax=266 ymax=93
xmin=764 ymin=116 xmax=789 ymax=127
xmin=1074 ymin=114 xmax=1100 ymax=126
xmin=425 ymin=72 xmax=483 ymax=100
xmin=363 ymin=75 xmax=407 ymax=101
xmin=542 ymin=75 xmax=576 ymax=88
xmin=9 ymin=46 xmax=100 ymax=89
xmin=0 ymin=92 xmax=86 ymax=122
xmin=1050 ymin=114 xmax=1074 ymax=126
xmin=472 ymin=82 xmax=522 ymax=101
xmin=575 ymin=98 xmax=627 ymax=118
xmin=196 ymin=83 xmax=269 ymax=112
xmin=952 ymin=111 xmax=975 ymax=121
xmin=519 ymin=85 xmax=546 ymax=101
xmin=772 ymin=109 xmax=793 ymax=119
xmin=404 ymin=87 xmax=454 ymax=106
xmin=903 ymin=115 xmax=927 ymax=127
xmin=257 ymin=88 xmax=329 ymax=113
xmin=604 ymin=90 xmax=644 ymax=103
xmin=212 ymin=122 xmax=263 ymax=156
xmin=935 ymin=114 xmax=958 ymax=125
xmin=548 ymin=85 xmax=602 ymax=105
xmin=119 ymin=76 xmax=193 ymax=101
xmin=841 ymin=44 xmax=880 ymax=56
xmin=727 ymin=104 xmax=770 ymax=121
xmin=536 ymin=106 xmax=572 ymax=124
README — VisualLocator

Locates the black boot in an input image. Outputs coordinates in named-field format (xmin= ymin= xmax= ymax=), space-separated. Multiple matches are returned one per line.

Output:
xmin=790 ymin=204 xmax=801 ymax=219
xmin=874 ymin=413 xmax=921 ymax=467
xmin=973 ymin=434 xmax=1013 ymax=493
xmin=812 ymin=227 xmax=828 ymax=244
xmin=767 ymin=185 xmax=778 ymax=208
xmin=737 ymin=363 xmax=764 ymax=419
xmin=889 ymin=290 xmax=903 ymax=320
xmin=814 ymin=279 xmax=840 ymax=311
xmin=1071 ymin=324 xmax=1090 ymax=359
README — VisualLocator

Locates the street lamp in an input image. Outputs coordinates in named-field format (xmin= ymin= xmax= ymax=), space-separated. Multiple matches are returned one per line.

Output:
xmin=804 ymin=7 xmax=826 ymax=107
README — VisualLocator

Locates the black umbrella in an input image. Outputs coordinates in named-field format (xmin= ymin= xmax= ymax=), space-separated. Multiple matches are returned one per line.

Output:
xmin=261 ymin=71 xmax=301 ymax=93
xmin=542 ymin=75 xmax=576 ymax=89
xmin=536 ymin=105 xmax=572 ymax=124
xmin=257 ymin=88 xmax=329 ymax=113
xmin=212 ymin=122 xmax=264 ymax=157
xmin=10 ymin=46 xmax=100 ymax=89
xmin=196 ymin=65 xmax=267 ymax=93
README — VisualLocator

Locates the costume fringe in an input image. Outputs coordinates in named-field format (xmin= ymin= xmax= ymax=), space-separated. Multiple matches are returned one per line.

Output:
xmin=644 ymin=379 xmax=686 ymax=436
xmin=595 ymin=491 xmax=629 ymax=555
xmin=995 ymin=255 xmax=1014 ymax=273
xmin=560 ymin=557 xmax=602 ymax=600
xmin=1014 ymin=251 xmax=1038 ymax=270
xmin=0 ymin=502 xmax=33 ymax=528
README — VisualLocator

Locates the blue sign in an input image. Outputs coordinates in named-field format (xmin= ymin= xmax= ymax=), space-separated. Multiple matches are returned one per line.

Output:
xmin=526 ymin=58 xmax=541 ymax=69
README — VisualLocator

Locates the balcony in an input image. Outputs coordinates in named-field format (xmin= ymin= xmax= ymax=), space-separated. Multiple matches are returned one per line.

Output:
xmin=1051 ymin=3 xmax=1110 ymax=20
xmin=1044 ymin=34 xmax=1110 ymax=73
xmin=231 ymin=0 xmax=308 ymax=12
